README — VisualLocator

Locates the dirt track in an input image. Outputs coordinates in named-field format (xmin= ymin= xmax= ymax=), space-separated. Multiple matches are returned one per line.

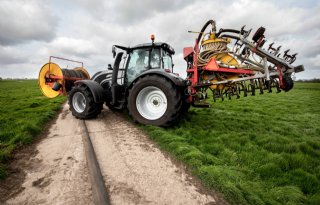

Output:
xmin=1 ymin=104 xmax=226 ymax=204
xmin=3 ymin=105 xmax=93 ymax=205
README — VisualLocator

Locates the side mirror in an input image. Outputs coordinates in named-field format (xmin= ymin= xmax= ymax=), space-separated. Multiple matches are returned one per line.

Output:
xmin=112 ymin=46 xmax=116 ymax=58
xmin=107 ymin=64 xmax=113 ymax=70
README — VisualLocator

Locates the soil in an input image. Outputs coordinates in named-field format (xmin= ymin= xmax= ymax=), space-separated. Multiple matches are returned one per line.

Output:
xmin=0 ymin=104 xmax=93 ymax=205
xmin=1 ymin=104 xmax=228 ymax=205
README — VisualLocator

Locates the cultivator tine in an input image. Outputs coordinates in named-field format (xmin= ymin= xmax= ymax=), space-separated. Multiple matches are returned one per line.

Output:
xmin=234 ymin=84 xmax=240 ymax=99
xmin=224 ymin=88 xmax=230 ymax=100
xmin=266 ymin=80 xmax=272 ymax=93
xmin=244 ymin=82 xmax=248 ymax=97
xmin=258 ymin=78 xmax=264 ymax=94
xmin=221 ymin=90 xmax=224 ymax=101
xmin=241 ymin=81 xmax=248 ymax=97
xmin=209 ymin=75 xmax=286 ymax=104
xmin=227 ymin=90 xmax=231 ymax=100
xmin=272 ymin=79 xmax=281 ymax=93
xmin=213 ymin=88 xmax=224 ymax=102
xmin=213 ymin=89 xmax=218 ymax=102
xmin=249 ymin=80 xmax=255 ymax=96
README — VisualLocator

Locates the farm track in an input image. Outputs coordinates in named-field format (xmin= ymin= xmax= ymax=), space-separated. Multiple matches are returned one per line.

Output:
xmin=2 ymin=104 xmax=93 ymax=205
xmin=3 ymin=104 xmax=226 ymax=205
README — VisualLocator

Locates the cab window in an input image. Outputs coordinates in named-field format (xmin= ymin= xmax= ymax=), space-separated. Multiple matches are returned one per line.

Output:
xmin=162 ymin=50 xmax=173 ymax=72
xmin=126 ymin=48 xmax=160 ymax=84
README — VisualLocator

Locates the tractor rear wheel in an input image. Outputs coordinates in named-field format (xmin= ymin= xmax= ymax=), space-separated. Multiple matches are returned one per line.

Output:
xmin=128 ymin=75 xmax=182 ymax=127
xmin=68 ymin=85 xmax=103 ymax=119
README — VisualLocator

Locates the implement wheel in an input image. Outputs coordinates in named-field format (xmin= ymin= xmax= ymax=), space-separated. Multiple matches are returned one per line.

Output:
xmin=68 ymin=85 xmax=103 ymax=119
xmin=128 ymin=75 xmax=182 ymax=127
xmin=282 ymin=76 xmax=294 ymax=92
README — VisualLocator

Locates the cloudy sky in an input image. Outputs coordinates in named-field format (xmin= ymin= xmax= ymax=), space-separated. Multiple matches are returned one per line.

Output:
xmin=0 ymin=0 xmax=319 ymax=79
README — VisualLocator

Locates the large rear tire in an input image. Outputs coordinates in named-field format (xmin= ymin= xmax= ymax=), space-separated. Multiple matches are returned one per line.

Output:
xmin=128 ymin=75 xmax=182 ymax=127
xmin=68 ymin=85 xmax=103 ymax=119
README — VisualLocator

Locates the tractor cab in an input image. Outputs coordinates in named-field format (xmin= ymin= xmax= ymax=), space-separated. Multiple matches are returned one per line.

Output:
xmin=112 ymin=42 xmax=175 ymax=85
xmin=110 ymin=38 xmax=175 ymax=109
xmin=126 ymin=42 xmax=175 ymax=84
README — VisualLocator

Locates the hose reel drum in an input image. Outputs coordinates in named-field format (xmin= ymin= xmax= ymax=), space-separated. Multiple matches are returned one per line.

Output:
xmin=38 ymin=56 xmax=90 ymax=98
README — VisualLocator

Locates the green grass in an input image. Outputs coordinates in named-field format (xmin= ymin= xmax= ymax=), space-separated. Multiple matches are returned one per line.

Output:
xmin=0 ymin=80 xmax=65 ymax=179
xmin=142 ymin=83 xmax=320 ymax=205
xmin=1 ymin=80 xmax=319 ymax=204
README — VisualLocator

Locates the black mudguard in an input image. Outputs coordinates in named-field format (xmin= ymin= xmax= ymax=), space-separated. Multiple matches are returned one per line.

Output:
xmin=129 ymin=69 xmax=186 ymax=88
xmin=74 ymin=80 xmax=105 ymax=103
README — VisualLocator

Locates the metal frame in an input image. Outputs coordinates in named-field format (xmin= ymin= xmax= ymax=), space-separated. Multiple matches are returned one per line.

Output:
xmin=184 ymin=19 xmax=304 ymax=104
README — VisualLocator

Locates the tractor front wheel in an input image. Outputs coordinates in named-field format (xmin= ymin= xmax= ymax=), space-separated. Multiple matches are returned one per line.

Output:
xmin=128 ymin=75 xmax=182 ymax=127
xmin=68 ymin=85 xmax=103 ymax=119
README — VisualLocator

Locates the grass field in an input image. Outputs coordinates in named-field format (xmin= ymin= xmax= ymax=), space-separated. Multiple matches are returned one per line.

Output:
xmin=142 ymin=83 xmax=320 ymax=205
xmin=0 ymin=80 xmax=319 ymax=204
xmin=0 ymin=80 xmax=65 ymax=179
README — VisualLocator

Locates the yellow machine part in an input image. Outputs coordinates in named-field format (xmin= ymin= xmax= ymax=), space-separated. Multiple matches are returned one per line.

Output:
xmin=39 ymin=62 xmax=91 ymax=98
xmin=202 ymin=52 xmax=240 ymax=90
xmin=201 ymin=33 xmax=231 ymax=46
xmin=211 ymin=53 xmax=238 ymax=66
xmin=201 ymin=33 xmax=240 ymax=90
xmin=38 ymin=63 xmax=63 ymax=98
xmin=203 ymin=73 xmax=239 ymax=90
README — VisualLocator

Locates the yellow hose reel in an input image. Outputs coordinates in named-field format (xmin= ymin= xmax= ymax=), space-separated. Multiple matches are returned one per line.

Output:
xmin=38 ymin=56 xmax=90 ymax=98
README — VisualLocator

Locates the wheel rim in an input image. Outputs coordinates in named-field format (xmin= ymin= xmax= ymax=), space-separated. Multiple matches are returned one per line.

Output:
xmin=136 ymin=86 xmax=167 ymax=120
xmin=72 ymin=92 xmax=86 ymax=113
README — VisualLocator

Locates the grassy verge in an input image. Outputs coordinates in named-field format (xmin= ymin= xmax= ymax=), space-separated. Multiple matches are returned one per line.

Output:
xmin=0 ymin=80 xmax=65 ymax=179
xmin=142 ymin=83 xmax=320 ymax=205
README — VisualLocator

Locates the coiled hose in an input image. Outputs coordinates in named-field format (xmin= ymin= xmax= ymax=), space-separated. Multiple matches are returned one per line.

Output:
xmin=197 ymin=42 xmax=229 ymax=67
xmin=197 ymin=41 xmax=264 ymax=72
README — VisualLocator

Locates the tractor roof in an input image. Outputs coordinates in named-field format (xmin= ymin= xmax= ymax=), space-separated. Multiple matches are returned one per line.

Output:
xmin=132 ymin=42 xmax=175 ymax=54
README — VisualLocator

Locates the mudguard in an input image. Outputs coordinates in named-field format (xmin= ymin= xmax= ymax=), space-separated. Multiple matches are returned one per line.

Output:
xmin=75 ymin=80 xmax=105 ymax=103
xmin=129 ymin=69 xmax=186 ymax=88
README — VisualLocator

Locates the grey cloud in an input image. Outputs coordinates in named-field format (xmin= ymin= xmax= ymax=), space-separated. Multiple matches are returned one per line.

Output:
xmin=48 ymin=37 xmax=99 ymax=58
xmin=0 ymin=0 xmax=58 ymax=46
xmin=108 ymin=0 xmax=195 ymax=25
xmin=0 ymin=45 xmax=27 ymax=65
xmin=65 ymin=0 xmax=195 ymax=24
xmin=0 ymin=0 xmax=319 ymax=79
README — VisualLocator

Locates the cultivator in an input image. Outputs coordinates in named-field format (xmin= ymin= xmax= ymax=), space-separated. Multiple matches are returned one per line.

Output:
xmin=184 ymin=20 xmax=304 ymax=106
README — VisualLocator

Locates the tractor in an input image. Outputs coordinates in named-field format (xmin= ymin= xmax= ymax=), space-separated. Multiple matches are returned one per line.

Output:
xmin=38 ymin=20 xmax=304 ymax=127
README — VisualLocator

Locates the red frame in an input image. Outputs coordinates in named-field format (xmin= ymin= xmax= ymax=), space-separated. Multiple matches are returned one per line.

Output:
xmin=185 ymin=39 xmax=255 ymax=102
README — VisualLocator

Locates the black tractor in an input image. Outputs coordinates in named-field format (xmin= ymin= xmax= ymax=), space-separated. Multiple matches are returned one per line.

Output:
xmin=68 ymin=39 xmax=188 ymax=127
